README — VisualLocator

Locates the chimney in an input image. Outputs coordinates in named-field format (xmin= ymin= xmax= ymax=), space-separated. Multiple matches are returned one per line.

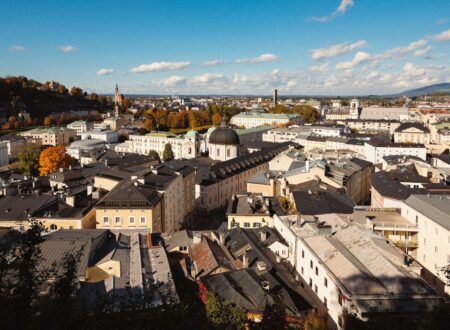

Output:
xmin=193 ymin=232 xmax=202 ymax=244
xmin=260 ymin=230 xmax=267 ymax=242
xmin=257 ymin=261 xmax=267 ymax=272
xmin=305 ymin=160 xmax=310 ymax=172
xmin=242 ymin=252 xmax=249 ymax=269
xmin=219 ymin=232 xmax=226 ymax=245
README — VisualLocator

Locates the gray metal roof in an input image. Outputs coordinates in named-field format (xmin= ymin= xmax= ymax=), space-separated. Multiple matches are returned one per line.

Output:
xmin=404 ymin=194 xmax=450 ymax=230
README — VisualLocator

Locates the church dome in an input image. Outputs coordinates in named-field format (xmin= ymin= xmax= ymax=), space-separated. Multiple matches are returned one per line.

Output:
xmin=208 ymin=126 xmax=240 ymax=145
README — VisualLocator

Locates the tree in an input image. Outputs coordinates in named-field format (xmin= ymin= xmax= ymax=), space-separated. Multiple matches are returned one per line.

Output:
xmin=142 ymin=118 xmax=155 ymax=132
xmin=148 ymin=150 xmax=161 ymax=162
xmin=205 ymin=293 xmax=247 ymax=329
xmin=39 ymin=145 xmax=72 ymax=176
xmin=122 ymin=98 xmax=131 ymax=109
xmin=69 ymin=86 xmax=83 ymax=97
xmin=304 ymin=312 xmax=327 ymax=330
xmin=292 ymin=105 xmax=319 ymax=123
xmin=251 ymin=296 xmax=288 ymax=330
xmin=43 ymin=116 xmax=52 ymax=126
xmin=212 ymin=113 xmax=222 ymax=126
xmin=162 ymin=143 xmax=174 ymax=162
xmin=16 ymin=144 xmax=41 ymax=176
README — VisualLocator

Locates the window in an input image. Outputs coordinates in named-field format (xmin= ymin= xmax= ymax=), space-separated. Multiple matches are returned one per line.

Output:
xmin=50 ymin=224 xmax=57 ymax=230
xmin=435 ymin=228 xmax=439 ymax=235
xmin=309 ymin=278 xmax=312 ymax=286
xmin=415 ymin=215 xmax=418 ymax=225
xmin=423 ymin=254 xmax=426 ymax=261
xmin=140 ymin=217 xmax=146 ymax=224
xmin=216 ymin=149 xmax=220 ymax=156
xmin=435 ymin=246 xmax=438 ymax=253
xmin=338 ymin=293 xmax=343 ymax=306
xmin=324 ymin=297 xmax=327 ymax=308
xmin=424 ymin=238 xmax=426 ymax=245
xmin=315 ymin=267 xmax=318 ymax=276
xmin=129 ymin=217 xmax=135 ymax=224
xmin=243 ymin=222 xmax=250 ymax=228
xmin=314 ymin=285 xmax=318 ymax=293
xmin=253 ymin=222 xmax=261 ymax=228
xmin=302 ymin=250 xmax=305 ymax=258
xmin=227 ymin=149 xmax=231 ymax=157
xmin=301 ymin=267 xmax=304 ymax=275
xmin=103 ymin=217 xmax=109 ymax=224
xmin=324 ymin=277 xmax=328 ymax=287
xmin=310 ymin=260 xmax=313 ymax=269
xmin=115 ymin=217 xmax=121 ymax=224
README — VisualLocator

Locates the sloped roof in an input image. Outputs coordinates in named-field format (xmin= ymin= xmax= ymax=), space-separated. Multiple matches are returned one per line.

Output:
xmin=404 ymin=194 xmax=450 ymax=230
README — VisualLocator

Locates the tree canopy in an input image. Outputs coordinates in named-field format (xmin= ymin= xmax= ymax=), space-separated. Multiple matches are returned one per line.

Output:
xmin=162 ymin=143 xmax=174 ymax=162
xmin=39 ymin=145 xmax=72 ymax=176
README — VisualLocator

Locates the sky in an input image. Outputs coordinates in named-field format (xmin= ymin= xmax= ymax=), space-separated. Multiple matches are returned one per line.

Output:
xmin=1 ymin=0 xmax=450 ymax=95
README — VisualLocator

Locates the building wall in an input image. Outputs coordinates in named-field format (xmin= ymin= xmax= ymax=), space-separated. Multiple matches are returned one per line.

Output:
xmin=400 ymin=202 xmax=450 ymax=294
xmin=394 ymin=128 xmax=430 ymax=144
xmin=197 ymin=163 xmax=269 ymax=212
xmin=95 ymin=205 xmax=162 ymax=232
xmin=227 ymin=214 xmax=273 ymax=229
xmin=127 ymin=134 xmax=200 ymax=159
xmin=208 ymin=143 xmax=238 ymax=161
xmin=364 ymin=143 xmax=426 ymax=164
xmin=0 ymin=142 xmax=9 ymax=167
xmin=94 ymin=176 xmax=122 ymax=191
xmin=247 ymin=182 xmax=276 ymax=197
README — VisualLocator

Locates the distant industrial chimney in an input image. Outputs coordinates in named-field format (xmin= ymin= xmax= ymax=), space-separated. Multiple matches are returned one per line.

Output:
xmin=273 ymin=89 xmax=278 ymax=107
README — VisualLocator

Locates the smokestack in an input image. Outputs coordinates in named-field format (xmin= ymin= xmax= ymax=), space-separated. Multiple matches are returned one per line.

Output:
xmin=273 ymin=89 xmax=278 ymax=107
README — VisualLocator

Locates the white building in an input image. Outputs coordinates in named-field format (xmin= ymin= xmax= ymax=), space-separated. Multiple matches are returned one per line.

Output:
xmin=262 ymin=125 xmax=343 ymax=143
xmin=401 ymin=194 xmax=450 ymax=295
xmin=230 ymin=112 xmax=302 ymax=129
xmin=80 ymin=130 xmax=118 ymax=144
xmin=363 ymin=140 xmax=426 ymax=164
xmin=207 ymin=126 xmax=241 ymax=161
xmin=66 ymin=139 xmax=107 ymax=163
xmin=274 ymin=214 xmax=443 ymax=328
xmin=115 ymin=130 xmax=200 ymax=160
xmin=67 ymin=120 xmax=93 ymax=135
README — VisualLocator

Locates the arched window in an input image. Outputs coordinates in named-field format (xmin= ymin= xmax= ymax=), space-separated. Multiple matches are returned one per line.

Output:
xmin=50 ymin=224 xmax=58 ymax=230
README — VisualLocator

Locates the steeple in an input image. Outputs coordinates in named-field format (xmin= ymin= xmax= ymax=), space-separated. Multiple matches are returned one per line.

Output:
xmin=114 ymin=84 xmax=120 ymax=118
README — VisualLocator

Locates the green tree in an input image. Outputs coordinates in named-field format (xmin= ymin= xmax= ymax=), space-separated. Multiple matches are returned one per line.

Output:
xmin=251 ymin=296 xmax=288 ymax=330
xmin=205 ymin=293 xmax=247 ymax=329
xmin=16 ymin=144 xmax=41 ymax=176
xmin=148 ymin=149 xmax=161 ymax=162
xmin=162 ymin=143 xmax=174 ymax=162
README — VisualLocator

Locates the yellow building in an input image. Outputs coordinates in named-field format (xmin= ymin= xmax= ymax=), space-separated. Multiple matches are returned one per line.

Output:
xmin=95 ymin=180 xmax=163 ymax=232
xmin=227 ymin=193 xmax=274 ymax=229
xmin=0 ymin=194 xmax=96 ymax=231
xmin=19 ymin=126 xmax=76 ymax=146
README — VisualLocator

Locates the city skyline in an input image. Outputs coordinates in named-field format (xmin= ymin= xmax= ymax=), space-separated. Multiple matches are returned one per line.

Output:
xmin=1 ymin=0 xmax=450 ymax=95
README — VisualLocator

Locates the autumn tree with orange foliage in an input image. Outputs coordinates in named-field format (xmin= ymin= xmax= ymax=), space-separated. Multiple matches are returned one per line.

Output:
xmin=39 ymin=145 xmax=72 ymax=176
xmin=43 ymin=116 xmax=53 ymax=126
xmin=212 ymin=113 xmax=222 ymax=126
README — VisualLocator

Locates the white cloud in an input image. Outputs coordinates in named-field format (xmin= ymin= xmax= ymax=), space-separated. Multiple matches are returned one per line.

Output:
xmin=311 ymin=40 xmax=367 ymax=60
xmin=414 ymin=45 xmax=433 ymax=58
xmin=96 ymin=68 xmax=114 ymax=76
xmin=191 ymin=73 xmax=225 ymax=84
xmin=380 ymin=39 xmax=427 ymax=59
xmin=309 ymin=62 xmax=330 ymax=74
xmin=335 ymin=51 xmax=373 ymax=71
xmin=203 ymin=59 xmax=226 ymax=66
xmin=130 ymin=61 xmax=191 ymax=73
xmin=160 ymin=75 xmax=187 ymax=87
xmin=310 ymin=0 xmax=354 ymax=23
xmin=432 ymin=28 xmax=450 ymax=42
xmin=8 ymin=45 xmax=26 ymax=52
xmin=235 ymin=53 xmax=278 ymax=64
xmin=60 ymin=45 xmax=79 ymax=53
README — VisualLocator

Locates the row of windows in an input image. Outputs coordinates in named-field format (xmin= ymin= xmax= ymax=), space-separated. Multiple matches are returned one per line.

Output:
xmin=103 ymin=216 xmax=146 ymax=225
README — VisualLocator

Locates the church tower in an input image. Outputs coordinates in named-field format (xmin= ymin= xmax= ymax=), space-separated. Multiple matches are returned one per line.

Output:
xmin=114 ymin=84 xmax=122 ymax=117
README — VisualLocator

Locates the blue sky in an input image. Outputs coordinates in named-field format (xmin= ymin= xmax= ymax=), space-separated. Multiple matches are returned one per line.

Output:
xmin=1 ymin=0 xmax=450 ymax=95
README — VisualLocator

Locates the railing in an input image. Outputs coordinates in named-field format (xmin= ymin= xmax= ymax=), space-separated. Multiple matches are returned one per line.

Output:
xmin=373 ymin=222 xmax=418 ymax=230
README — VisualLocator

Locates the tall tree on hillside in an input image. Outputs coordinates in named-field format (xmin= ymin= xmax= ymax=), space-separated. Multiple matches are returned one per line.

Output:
xmin=212 ymin=113 xmax=222 ymax=126
xmin=43 ymin=116 xmax=52 ymax=126
xmin=39 ymin=145 xmax=72 ymax=176
xmin=162 ymin=143 xmax=174 ymax=162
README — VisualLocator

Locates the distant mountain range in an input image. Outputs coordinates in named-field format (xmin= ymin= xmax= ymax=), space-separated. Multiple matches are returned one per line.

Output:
xmin=391 ymin=83 xmax=450 ymax=97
